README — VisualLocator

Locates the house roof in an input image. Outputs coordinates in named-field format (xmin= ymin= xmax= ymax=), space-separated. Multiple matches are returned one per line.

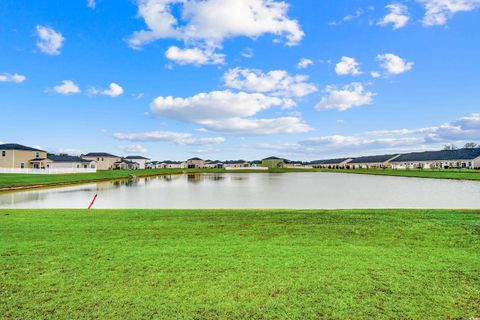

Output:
xmin=124 ymin=156 xmax=150 ymax=160
xmin=262 ymin=156 xmax=285 ymax=161
xmin=0 ymin=143 xmax=45 ymax=152
xmin=310 ymin=158 xmax=351 ymax=165
xmin=48 ymin=155 xmax=92 ymax=163
xmin=116 ymin=158 xmax=138 ymax=164
xmin=161 ymin=160 xmax=182 ymax=164
xmin=188 ymin=157 xmax=203 ymax=161
xmin=349 ymin=154 xmax=399 ymax=164
xmin=392 ymin=148 xmax=480 ymax=162
xmin=29 ymin=158 xmax=51 ymax=162
xmin=83 ymin=152 xmax=119 ymax=158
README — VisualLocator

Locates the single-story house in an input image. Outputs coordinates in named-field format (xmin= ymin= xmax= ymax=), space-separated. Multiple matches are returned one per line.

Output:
xmin=186 ymin=157 xmax=205 ymax=168
xmin=261 ymin=156 xmax=287 ymax=168
xmin=391 ymin=148 xmax=480 ymax=169
xmin=160 ymin=160 xmax=185 ymax=169
xmin=310 ymin=158 xmax=352 ymax=169
xmin=124 ymin=156 xmax=150 ymax=170
xmin=348 ymin=154 xmax=400 ymax=169
xmin=205 ymin=160 xmax=224 ymax=168
xmin=0 ymin=143 xmax=49 ymax=169
xmin=113 ymin=158 xmax=140 ymax=170
xmin=224 ymin=160 xmax=250 ymax=168
xmin=82 ymin=152 xmax=121 ymax=170
xmin=48 ymin=155 xmax=97 ymax=170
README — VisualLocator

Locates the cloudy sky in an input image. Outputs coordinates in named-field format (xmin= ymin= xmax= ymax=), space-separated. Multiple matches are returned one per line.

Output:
xmin=1 ymin=0 xmax=479 ymax=160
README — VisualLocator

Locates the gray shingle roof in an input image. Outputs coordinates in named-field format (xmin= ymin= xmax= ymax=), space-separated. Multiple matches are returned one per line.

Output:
xmin=263 ymin=156 xmax=285 ymax=161
xmin=0 ymin=143 xmax=45 ymax=152
xmin=48 ymin=155 xmax=92 ymax=163
xmin=188 ymin=157 xmax=203 ymax=161
xmin=349 ymin=154 xmax=399 ymax=164
xmin=310 ymin=158 xmax=351 ymax=165
xmin=83 ymin=152 xmax=119 ymax=158
xmin=392 ymin=148 xmax=480 ymax=162
xmin=125 ymin=156 xmax=150 ymax=160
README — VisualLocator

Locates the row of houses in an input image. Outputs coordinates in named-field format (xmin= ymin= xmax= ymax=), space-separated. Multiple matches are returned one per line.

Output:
xmin=2 ymin=143 xmax=480 ymax=174
xmin=310 ymin=148 xmax=480 ymax=170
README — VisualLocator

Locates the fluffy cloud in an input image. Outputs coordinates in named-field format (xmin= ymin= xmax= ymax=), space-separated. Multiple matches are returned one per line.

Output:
xmin=301 ymin=135 xmax=423 ymax=151
xmin=377 ymin=53 xmax=413 ymax=75
xmin=87 ymin=0 xmax=96 ymax=8
xmin=128 ymin=0 xmax=304 ymax=64
xmin=315 ymin=83 xmax=375 ymax=111
xmin=50 ymin=80 xmax=81 ymax=95
xmin=0 ymin=73 xmax=26 ymax=83
xmin=150 ymin=90 xmax=310 ymax=135
xmin=378 ymin=3 xmax=410 ymax=30
xmin=297 ymin=58 xmax=314 ymax=69
xmin=418 ymin=0 xmax=480 ymax=26
xmin=165 ymin=46 xmax=225 ymax=65
xmin=113 ymin=131 xmax=225 ymax=145
xmin=199 ymin=117 xmax=312 ymax=135
xmin=223 ymin=68 xmax=317 ymax=98
xmin=35 ymin=25 xmax=65 ymax=55
xmin=90 ymin=83 xmax=124 ymax=97
xmin=329 ymin=8 xmax=364 ymax=26
xmin=118 ymin=144 xmax=148 ymax=154
xmin=335 ymin=56 xmax=362 ymax=76
xmin=426 ymin=113 xmax=480 ymax=142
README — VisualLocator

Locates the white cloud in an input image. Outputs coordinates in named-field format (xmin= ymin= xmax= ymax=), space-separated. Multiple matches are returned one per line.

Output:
xmin=47 ymin=147 xmax=84 ymax=156
xmin=113 ymin=131 xmax=225 ymax=145
xmin=223 ymin=68 xmax=317 ymax=98
xmin=199 ymin=117 xmax=312 ymax=135
xmin=128 ymin=0 xmax=304 ymax=63
xmin=426 ymin=113 xmax=480 ymax=142
xmin=0 ymin=73 xmax=26 ymax=83
xmin=301 ymin=135 xmax=423 ymax=151
xmin=329 ymin=8 xmax=364 ymax=26
xmin=150 ymin=90 xmax=311 ymax=135
xmin=371 ymin=71 xmax=381 ymax=78
xmin=335 ymin=56 xmax=362 ymax=76
xmin=315 ymin=83 xmax=375 ymax=111
xmin=87 ymin=0 xmax=96 ymax=8
xmin=118 ymin=144 xmax=148 ymax=154
xmin=418 ymin=0 xmax=480 ymax=26
xmin=165 ymin=46 xmax=225 ymax=65
xmin=378 ymin=3 xmax=410 ymax=30
xmin=241 ymin=48 xmax=255 ymax=59
xmin=90 ymin=82 xmax=124 ymax=97
xmin=297 ymin=58 xmax=314 ymax=69
xmin=35 ymin=25 xmax=65 ymax=55
xmin=50 ymin=80 xmax=81 ymax=95
xmin=377 ymin=53 xmax=413 ymax=75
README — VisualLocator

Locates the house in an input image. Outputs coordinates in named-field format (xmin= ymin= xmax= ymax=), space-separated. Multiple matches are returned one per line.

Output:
xmin=160 ymin=160 xmax=184 ymax=169
xmin=113 ymin=158 xmax=140 ymax=170
xmin=261 ymin=156 xmax=286 ymax=168
xmin=81 ymin=152 xmax=121 ymax=170
xmin=205 ymin=160 xmax=224 ymax=168
xmin=391 ymin=148 xmax=480 ymax=169
xmin=0 ymin=143 xmax=48 ymax=169
xmin=186 ymin=157 xmax=205 ymax=168
xmin=224 ymin=160 xmax=250 ymax=168
xmin=124 ymin=156 xmax=150 ymax=169
xmin=349 ymin=154 xmax=400 ymax=169
xmin=48 ymin=155 xmax=97 ymax=171
xmin=311 ymin=158 xmax=352 ymax=169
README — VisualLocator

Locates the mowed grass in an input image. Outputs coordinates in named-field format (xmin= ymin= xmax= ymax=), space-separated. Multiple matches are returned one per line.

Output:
xmin=1 ymin=167 xmax=480 ymax=190
xmin=1 ymin=209 xmax=479 ymax=319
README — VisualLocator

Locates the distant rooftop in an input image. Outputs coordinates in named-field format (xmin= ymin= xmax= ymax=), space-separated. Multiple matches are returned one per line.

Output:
xmin=392 ymin=148 xmax=480 ymax=162
xmin=83 ymin=152 xmax=119 ymax=158
xmin=188 ymin=157 xmax=203 ymax=161
xmin=0 ymin=143 xmax=45 ymax=152
xmin=124 ymin=156 xmax=150 ymax=160
xmin=349 ymin=154 xmax=399 ymax=164
xmin=310 ymin=158 xmax=351 ymax=165
xmin=262 ymin=156 xmax=285 ymax=161
xmin=48 ymin=155 xmax=92 ymax=163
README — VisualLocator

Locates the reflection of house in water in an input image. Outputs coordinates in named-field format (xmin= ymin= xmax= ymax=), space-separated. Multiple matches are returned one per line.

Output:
xmin=187 ymin=174 xmax=204 ymax=183
xmin=207 ymin=174 xmax=225 ymax=181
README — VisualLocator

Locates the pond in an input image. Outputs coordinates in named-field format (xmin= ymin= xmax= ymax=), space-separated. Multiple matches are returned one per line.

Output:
xmin=0 ymin=172 xmax=479 ymax=209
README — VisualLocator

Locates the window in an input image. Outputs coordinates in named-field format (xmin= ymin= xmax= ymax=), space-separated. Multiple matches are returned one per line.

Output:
xmin=97 ymin=157 xmax=100 ymax=161
xmin=101 ymin=157 xmax=104 ymax=161
xmin=20 ymin=163 xmax=25 ymax=168
xmin=1 ymin=151 xmax=5 ymax=157
xmin=77 ymin=164 xmax=80 ymax=168
xmin=35 ymin=152 xmax=40 ymax=158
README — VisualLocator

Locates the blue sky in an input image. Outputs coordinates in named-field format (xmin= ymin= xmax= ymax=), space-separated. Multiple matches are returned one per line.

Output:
xmin=1 ymin=0 xmax=479 ymax=161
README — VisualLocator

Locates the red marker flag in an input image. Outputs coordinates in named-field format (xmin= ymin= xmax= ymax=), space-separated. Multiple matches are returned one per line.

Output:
xmin=88 ymin=194 xmax=98 ymax=209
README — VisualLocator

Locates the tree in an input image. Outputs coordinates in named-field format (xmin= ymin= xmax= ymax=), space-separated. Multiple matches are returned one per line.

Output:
xmin=443 ymin=144 xmax=458 ymax=150
xmin=463 ymin=142 xmax=478 ymax=149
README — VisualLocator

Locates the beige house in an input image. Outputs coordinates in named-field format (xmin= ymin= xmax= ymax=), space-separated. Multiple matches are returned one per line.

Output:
xmin=186 ymin=157 xmax=205 ymax=168
xmin=81 ymin=152 xmax=121 ymax=170
xmin=311 ymin=158 xmax=352 ymax=169
xmin=0 ymin=143 xmax=49 ymax=169
xmin=224 ymin=160 xmax=250 ymax=168
xmin=348 ymin=154 xmax=400 ymax=169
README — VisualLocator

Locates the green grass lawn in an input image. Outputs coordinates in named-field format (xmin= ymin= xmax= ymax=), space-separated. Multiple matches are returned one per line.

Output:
xmin=1 ymin=209 xmax=479 ymax=319
xmin=0 ymin=167 xmax=479 ymax=190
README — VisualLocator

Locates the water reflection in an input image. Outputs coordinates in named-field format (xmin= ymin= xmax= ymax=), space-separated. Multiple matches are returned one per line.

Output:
xmin=0 ymin=172 xmax=479 ymax=209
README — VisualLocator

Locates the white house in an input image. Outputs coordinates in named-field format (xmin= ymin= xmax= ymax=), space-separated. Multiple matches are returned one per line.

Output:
xmin=48 ymin=155 xmax=97 ymax=171
xmin=124 ymin=156 xmax=150 ymax=169
xmin=391 ymin=148 xmax=480 ymax=169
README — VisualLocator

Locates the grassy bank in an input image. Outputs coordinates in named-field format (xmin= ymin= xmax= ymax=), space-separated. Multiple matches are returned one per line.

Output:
xmin=0 ymin=167 xmax=479 ymax=190
xmin=1 ymin=209 xmax=479 ymax=319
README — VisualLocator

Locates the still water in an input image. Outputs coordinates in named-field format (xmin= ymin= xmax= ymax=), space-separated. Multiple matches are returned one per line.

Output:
xmin=0 ymin=173 xmax=479 ymax=209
